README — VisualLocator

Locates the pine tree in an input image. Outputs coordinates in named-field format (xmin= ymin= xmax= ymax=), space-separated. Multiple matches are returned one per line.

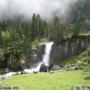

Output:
xmin=49 ymin=17 xmax=64 ymax=44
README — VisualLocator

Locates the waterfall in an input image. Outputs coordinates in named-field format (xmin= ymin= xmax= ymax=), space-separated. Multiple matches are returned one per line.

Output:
xmin=23 ymin=42 xmax=54 ymax=73
xmin=42 ymin=42 xmax=54 ymax=67
xmin=24 ymin=62 xmax=43 ymax=74
xmin=3 ymin=42 xmax=54 ymax=77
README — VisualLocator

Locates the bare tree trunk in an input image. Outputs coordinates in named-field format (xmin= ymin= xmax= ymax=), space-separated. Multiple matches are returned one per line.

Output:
xmin=9 ymin=53 xmax=13 ymax=70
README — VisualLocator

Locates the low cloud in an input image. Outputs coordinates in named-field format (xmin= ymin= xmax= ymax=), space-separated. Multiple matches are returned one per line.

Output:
xmin=0 ymin=0 xmax=78 ymax=21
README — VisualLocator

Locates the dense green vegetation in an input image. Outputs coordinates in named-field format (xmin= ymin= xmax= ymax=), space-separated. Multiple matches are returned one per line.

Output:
xmin=55 ymin=47 xmax=89 ymax=64
xmin=54 ymin=45 xmax=90 ymax=73
xmin=0 ymin=0 xmax=90 ymax=69
xmin=0 ymin=14 xmax=90 ymax=70
xmin=1 ymin=47 xmax=90 ymax=90
xmin=0 ymin=1 xmax=90 ymax=90
xmin=0 ymin=0 xmax=90 ymax=58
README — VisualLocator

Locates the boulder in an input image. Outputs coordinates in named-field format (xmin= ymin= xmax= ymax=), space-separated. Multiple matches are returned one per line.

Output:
xmin=40 ymin=64 xmax=53 ymax=72
xmin=70 ymin=86 xmax=90 ymax=90
xmin=85 ymin=76 xmax=90 ymax=80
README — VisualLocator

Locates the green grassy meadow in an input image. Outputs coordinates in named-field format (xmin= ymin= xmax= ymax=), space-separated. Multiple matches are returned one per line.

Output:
xmin=4 ymin=70 xmax=90 ymax=90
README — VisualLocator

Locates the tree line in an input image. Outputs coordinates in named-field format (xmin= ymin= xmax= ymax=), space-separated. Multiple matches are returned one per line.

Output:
xmin=0 ymin=0 xmax=90 ymax=70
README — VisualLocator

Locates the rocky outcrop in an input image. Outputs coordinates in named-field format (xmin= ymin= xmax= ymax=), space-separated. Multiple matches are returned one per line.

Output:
xmin=37 ymin=35 xmax=90 ymax=63
xmin=52 ymin=64 xmax=80 ymax=71
xmin=50 ymin=35 xmax=90 ymax=62
xmin=40 ymin=64 xmax=53 ymax=72
xmin=21 ymin=35 xmax=90 ymax=72
xmin=37 ymin=44 xmax=45 ymax=61
xmin=70 ymin=86 xmax=90 ymax=90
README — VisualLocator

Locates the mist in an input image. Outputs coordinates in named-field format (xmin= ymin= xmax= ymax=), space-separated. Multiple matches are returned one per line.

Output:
xmin=0 ymin=0 xmax=78 ymax=21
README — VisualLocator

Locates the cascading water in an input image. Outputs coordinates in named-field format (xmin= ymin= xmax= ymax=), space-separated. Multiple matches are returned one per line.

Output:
xmin=3 ymin=62 xmax=43 ymax=77
xmin=23 ymin=62 xmax=43 ymax=74
xmin=3 ymin=42 xmax=54 ymax=77
xmin=23 ymin=42 xmax=54 ymax=73
xmin=42 ymin=42 xmax=54 ymax=69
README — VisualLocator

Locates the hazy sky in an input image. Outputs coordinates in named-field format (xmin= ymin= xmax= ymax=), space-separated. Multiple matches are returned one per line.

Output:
xmin=0 ymin=0 xmax=78 ymax=21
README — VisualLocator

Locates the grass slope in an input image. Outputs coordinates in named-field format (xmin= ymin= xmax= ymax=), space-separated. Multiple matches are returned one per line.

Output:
xmin=5 ymin=71 xmax=90 ymax=90
xmin=55 ymin=48 xmax=89 ymax=65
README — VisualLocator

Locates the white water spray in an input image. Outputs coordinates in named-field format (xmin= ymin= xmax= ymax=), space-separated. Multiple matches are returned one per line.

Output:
xmin=3 ymin=72 xmax=17 ymax=78
xmin=3 ymin=62 xmax=43 ymax=78
xmin=23 ymin=42 xmax=54 ymax=74
xmin=3 ymin=42 xmax=54 ymax=77
xmin=24 ymin=62 xmax=43 ymax=74
xmin=42 ymin=42 xmax=54 ymax=67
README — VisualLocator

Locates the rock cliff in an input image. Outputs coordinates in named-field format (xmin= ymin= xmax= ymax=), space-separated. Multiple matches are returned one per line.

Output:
xmin=37 ymin=35 xmax=90 ymax=63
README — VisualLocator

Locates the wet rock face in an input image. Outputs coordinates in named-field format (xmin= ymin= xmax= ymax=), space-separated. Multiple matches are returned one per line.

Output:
xmin=37 ymin=35 xmax=90 ymax=63
xmin=50 ymin=36 xmax=90 ymax=62
xmin=37 ymin=44 xmax=45 ymax=61
xmin=53 ymin=64 xmax=80 ymax=71
xmin=24 ymin=44 xmax=45 ymax=69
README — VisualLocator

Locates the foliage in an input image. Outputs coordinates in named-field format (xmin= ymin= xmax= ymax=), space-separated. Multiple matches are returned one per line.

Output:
xmin=70 ymin=0 xmax=90 ymax=35
xmin=48 ymin=17 xmax=64 ymax=44
xmin=0 ymin=6 xmax=90 ymax=70
xmin=85 ymin=46 xmax=90 ymax=72
xmin=31 ymin=14 xmax=48 ymax=41
xmin=1 ymin=28 xmax=25 ymax=70
xmin=55 ymin=46 xmax=90 ymax=72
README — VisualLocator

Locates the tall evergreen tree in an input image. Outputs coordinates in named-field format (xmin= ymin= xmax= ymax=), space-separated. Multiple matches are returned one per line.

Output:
xmin=49 ymin=17 xmax=64 ymax=44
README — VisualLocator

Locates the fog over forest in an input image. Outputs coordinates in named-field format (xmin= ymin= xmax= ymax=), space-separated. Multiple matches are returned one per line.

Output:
xmin=0 ymin=0 xmax=78 ymax=21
